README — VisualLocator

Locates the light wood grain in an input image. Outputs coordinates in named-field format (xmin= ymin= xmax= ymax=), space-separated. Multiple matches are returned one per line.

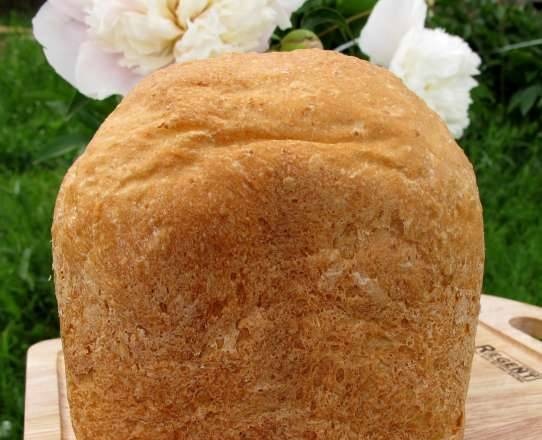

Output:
xmin=480 ymin=295 xmax=542 ymax=354
xmin=467 ymin=323 xmax=542 ymax=439
xmin=24 ymin=339 xmax=62 ymax=440
xmin=25 ymin=295 xmax=542 ymax=439
xmin=56 ymin=355 xmax=74 ymax=439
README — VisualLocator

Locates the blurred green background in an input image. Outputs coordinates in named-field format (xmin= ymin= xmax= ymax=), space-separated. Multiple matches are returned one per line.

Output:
xmin=1 ymin=0 xmax=541 ymax=438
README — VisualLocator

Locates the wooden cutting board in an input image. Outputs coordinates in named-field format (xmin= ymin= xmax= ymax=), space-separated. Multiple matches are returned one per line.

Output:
xmin=24 ymin=294 xmax=542 ymax=440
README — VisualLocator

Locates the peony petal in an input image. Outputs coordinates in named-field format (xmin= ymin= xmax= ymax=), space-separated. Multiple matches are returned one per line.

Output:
xmin=175 ymin=0 xmax=306 ymax=61
xmin=359 ymin=0 xmax=427 ymax=67
xmin=32 ymin=2 xmax=88 ymax=87
xmin=177 ymin=0 xmax=209 ymax=27
xmin=174 ymin=8 xmax=227 ymax=62
xmin=274 ymin=0 xmax=306 ymax=29
xmin=389 ymin=28 xmax=481 ymax=138
xmin=86 ymin=0 xmax=181 ymax=76
xmin=75 ymin=41 xmax=143 ymax=99
xmin=50 ymin=0 xmax=91 ymax=22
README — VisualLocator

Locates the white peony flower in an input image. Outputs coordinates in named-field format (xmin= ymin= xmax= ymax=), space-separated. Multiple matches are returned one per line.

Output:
xmin=33 ymin=0 xmax=305 ymax=99
xmin=358 ymin=0 xmax=481 ymax=138
xmin=390 ymin=28 xmax=481 ymax=138
xmin=33 ymin=0 xmax=142 ymax=99
xmin=175 ymin=0 xmax=300 ymax=62
xmin=86 ymin=0 xmax=183 ymax=75
xmin=359 ymin=0 xmax=427 ymax=67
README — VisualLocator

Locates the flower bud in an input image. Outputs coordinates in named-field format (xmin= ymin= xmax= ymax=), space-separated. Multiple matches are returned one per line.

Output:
xmin=280 ymin=29 xmax=323 ymax=51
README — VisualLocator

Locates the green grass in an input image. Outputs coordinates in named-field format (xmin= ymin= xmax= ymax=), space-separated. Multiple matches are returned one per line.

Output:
xmin=0 ymin=24 xmax=70 ymax=439
xmin=0 ymin=3 xmax=541 ymax=439
xmin=0 ymin=170 xmax=63 ymax=439
xmin=465 ymin=108 xmax=542 ymax=306
xmin=430 ymin=0 xmax=542 ymax=306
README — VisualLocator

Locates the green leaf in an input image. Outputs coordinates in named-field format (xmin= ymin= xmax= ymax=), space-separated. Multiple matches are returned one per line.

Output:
xmin=509 ymin=85 xmax=542 ymax=116
xmin=496 ymin=5 xmax=506 ymax=22
xmin=0 ymin=287 xmax=22 ymax=321
xmin=12 ymin=179 xmax=21 ymax=196
xmin=17 ymin=247 xmax=34 ymax=291
xmin=301 ymin=7 xmax=354 ymax=40
xmin=337 ymin=0 xmax=377 ymax=16
xmin=526 ymin=71 xmax=538 ymax=82
xmin=67 ymin=91 xmax=92 ymax=116
xmin=32 ymin=134 xmax=89 ymax=164
xmin=294 ymin=0 xmax=335 ymax=16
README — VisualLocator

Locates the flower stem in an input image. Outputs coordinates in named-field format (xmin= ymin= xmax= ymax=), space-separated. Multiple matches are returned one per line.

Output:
xmin=318 ymin=10 xmax=371 ymax=38
xmin=497 ymin=38 xmax=542 ymax=53
xmin=318 ymin=10 xmax=371 ymax=39
xmin=334 ymin=40 xmax=357 ymax=52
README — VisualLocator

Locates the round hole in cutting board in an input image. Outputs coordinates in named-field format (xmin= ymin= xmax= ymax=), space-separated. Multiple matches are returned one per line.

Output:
xmin=509 ymin=317 xmax=542 ymax=342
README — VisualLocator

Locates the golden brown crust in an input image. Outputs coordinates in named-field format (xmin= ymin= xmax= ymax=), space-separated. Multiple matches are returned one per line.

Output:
xmin=52 ymin=49 xmax=484 ymax=440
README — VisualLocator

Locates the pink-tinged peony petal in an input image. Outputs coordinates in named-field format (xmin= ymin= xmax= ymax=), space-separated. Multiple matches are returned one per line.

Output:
xmin=359 ymin=0 xmax=427 ymax=67
xmin=32 ymin=2 xmax=88 ymax=87
xmin=50 ymin=0 xmax=91 ymax=22
xmin=75 ymin=41 xmax=143 ymax=99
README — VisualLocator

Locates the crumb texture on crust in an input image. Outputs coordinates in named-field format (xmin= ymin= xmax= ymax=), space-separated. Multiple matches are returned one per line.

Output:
xmin=52 ymin=49 xmax=484 ymax=440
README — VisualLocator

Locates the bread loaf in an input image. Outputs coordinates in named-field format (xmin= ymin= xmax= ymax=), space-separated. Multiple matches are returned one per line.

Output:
xmin=52 ymin=49 xmax=484 ymax=440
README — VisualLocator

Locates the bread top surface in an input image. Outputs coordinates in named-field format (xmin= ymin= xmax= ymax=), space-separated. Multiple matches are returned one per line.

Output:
xmin=52 ymin=48 xmax=483 ymax=306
